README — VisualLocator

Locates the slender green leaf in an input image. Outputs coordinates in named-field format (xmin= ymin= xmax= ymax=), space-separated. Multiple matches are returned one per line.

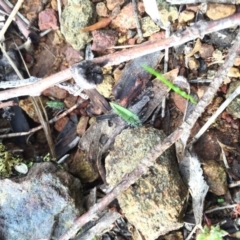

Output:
xmin=142 ymin=65 xmax=197 ymax=104
xmin=110 ymin=102 xmax=141 ymax=126
xmin=46 ymin=101 xmax=65 ymax=109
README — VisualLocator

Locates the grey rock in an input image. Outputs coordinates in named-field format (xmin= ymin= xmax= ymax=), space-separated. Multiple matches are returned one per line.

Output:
xmin=0 ymin=162 xmax=83 ymax=240
xmin=105 ymin=127 xmax=188 ymax=240
xmin=61 ymin=0 xmax=95 ymax=50
xmin=226 ymin=81 xmax=240 ymax=118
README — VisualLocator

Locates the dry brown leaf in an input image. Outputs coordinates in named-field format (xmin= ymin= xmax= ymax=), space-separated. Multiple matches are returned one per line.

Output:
xmin=185 ymin=38 xmax=202 ymax=57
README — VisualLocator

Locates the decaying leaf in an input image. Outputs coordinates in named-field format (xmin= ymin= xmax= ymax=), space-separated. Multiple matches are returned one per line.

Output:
xmin=185 ymin=39 xmax=202 ymax=57
xmin=179 ymin=148 xmax=209 ymax=226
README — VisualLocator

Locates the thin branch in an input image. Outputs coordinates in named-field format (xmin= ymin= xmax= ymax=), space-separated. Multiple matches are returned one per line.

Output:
xmin=58 ymin=27 xmax=240 ymax=240
xmin=0 ymin=99 xmax=84 ymax=138
xmin=0 ymin=0 xmax=24 ymax=41
xmin=161 ymin=22 xmax=170 ymax=118
xmin=191 ymin=84 xmax=240 ymax=144
xmin=205 ymin=204 xmax=237 ymax=214
xmin=132 ymin=0 xmax=143 ymax=41
xmin=0 ymin=0 xmax=32 ymax=39
xmin=1 ymin=13 xmax=240 ymax=101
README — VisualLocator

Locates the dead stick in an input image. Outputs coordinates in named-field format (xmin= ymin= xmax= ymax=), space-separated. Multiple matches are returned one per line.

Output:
xmin=1 ymin=12 xmax=240 ymax=101
xmin=0 ymin=0 xmax=32 ymax=39
xmin=58 ymin=29 xmax=240 ymax=240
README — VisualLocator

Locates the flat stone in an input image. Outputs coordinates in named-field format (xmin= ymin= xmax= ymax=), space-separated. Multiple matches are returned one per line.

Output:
xmin=105 ymin=127 xmax=187 ymax=240
xmin=111 ymin=3 xmax=136 ymax=30
xmin=0 ymin=162 xmax=83 ymax=240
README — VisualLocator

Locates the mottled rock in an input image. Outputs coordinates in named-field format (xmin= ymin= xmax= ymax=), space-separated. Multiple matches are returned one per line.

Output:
xmin=206 ymin=3 xmax=236 ymax=20
xmin=106 ymin=127 xmax=187 ymax=240
xmin=38 ymin=8 xmax=59 ymax=30
xmin=178 ymin=10 xmax=195 ymax=23
xmin=61 ymin=0 xmax=95 ymax=50
xmin=68 ymin=149 xmax=99 ymax=182
xmin=159 ymin=6 xmax=178 ymax=26
xmin=96 ymin=74 xmax=115 ymax=98
xmin=202 ymin=160 xmax=227 ymax=196
xmin=111 ymin=3 xmax=136 ymax=30
xmin=96 ymin=2 xmax=108 ymax=17
xmin=91 ymin=30 xmax=117 ymax=51
xmin=0 ymin=162 xmax=83 ymax=240
xmin=226 ymin=81 xmax=240 ymax=118
xmin=141 ymin=16 xmax=160 ymax=37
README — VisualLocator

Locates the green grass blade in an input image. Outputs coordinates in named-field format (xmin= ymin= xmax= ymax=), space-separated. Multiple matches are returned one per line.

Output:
xmin=142 ymin=65 xmax=197 ymax=104
xmin=110 ymin=102 xmax=141 ymax=126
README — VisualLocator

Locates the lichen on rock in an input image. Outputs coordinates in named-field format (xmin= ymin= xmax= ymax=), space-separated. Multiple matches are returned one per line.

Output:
xmin=105 ymin=127 xmax=188 ymax=240
xmin=61 ymin=0 xmax=95 ymax=50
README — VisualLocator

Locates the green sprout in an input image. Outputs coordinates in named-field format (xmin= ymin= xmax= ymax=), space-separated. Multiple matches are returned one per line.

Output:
xmin=46 ymin=101 xmax=65 ymax=110
xmin=197 ymin=225 xmax=227 ymax=240
xmin=142 ymin=65 xmax=197 ymax=104
xmin=110 ymin=102 xmax=141 ymax=126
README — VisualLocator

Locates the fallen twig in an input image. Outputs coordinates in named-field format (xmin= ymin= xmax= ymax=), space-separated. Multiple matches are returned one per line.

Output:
xmin=132 ymin=0 xmax=143 ymax=41
xmin=1 ymin=13 xmax=240 ymax=101
xmin=0 ymin=0 xmax=33 ymax=39
xmin=58 ymin=26 xmax=240 ymax=240
xmin=0 ymin=99 xmax=85 ymax=139
xmin=0 ymin=0 xmax=23 ymax=41
xmin=191 ymin=84 xmax=240 ymax=144
xmin=205 ymin=204 xmax=237 ymax=214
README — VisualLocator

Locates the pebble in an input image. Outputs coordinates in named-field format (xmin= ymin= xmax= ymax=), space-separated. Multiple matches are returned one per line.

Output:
xmin=206 ymin=3 xmax=236 ymax=20
xmin=96 ymin=2 xmax=108 ymax=17
xmin=38 ymin=9 xmax=58 ymax=30
xmin=178 ymin=10 xmax=195 ymax=23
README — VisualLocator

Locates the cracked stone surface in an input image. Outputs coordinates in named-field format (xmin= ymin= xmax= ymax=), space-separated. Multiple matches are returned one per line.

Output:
xmin=105 ymin=127 xmax=188 ymax=240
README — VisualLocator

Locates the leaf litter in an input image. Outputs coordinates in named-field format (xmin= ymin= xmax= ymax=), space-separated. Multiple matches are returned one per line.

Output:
xmin=0 ymin=0 xmax=240 ymax=239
